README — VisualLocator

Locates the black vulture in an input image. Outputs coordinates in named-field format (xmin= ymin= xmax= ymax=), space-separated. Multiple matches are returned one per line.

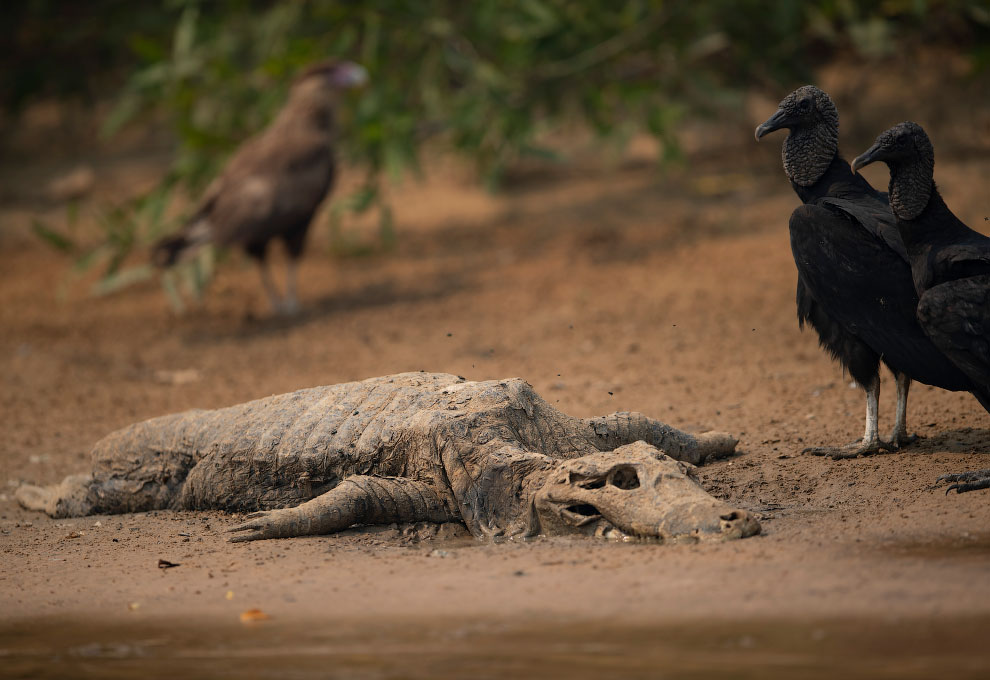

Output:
xmin=755 ymin=86 xmax=982 ymax=458
xmin=854 ymin=121 xmax=990 ymax=491
xmin=152 ymin=60 xmax=368 ymax=314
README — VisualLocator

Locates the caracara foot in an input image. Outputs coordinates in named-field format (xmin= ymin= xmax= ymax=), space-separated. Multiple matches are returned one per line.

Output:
xmin=803 ymin=438 xmax=891 ymax=460
xmin=937 ymin=469 xmax=990 ymax=494
xmin=273 ymin=296 xmax=300 ymax=317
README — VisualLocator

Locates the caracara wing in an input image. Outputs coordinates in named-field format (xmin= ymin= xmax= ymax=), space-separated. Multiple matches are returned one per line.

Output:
xmin=192 ymin=128 xmax=334 ymax=248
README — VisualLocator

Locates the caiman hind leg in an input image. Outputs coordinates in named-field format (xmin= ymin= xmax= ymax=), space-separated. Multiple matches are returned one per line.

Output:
xmin=16 ymin=410 xmax=205 ymax=518
xmin=228 ymin=476 xmax=458 ymax=542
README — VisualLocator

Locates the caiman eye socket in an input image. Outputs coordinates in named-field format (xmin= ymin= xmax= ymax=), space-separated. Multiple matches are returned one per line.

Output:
xmin=608 ymin=465 xmax=640 ymax=490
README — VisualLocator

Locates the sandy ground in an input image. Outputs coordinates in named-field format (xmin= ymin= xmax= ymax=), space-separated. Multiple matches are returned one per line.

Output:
xmin=2 ymin=99 xmax=990 ymax=677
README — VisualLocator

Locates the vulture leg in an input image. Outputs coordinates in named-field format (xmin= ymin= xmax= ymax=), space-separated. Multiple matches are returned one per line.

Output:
xmin=886 ymin=372 xmax=919 ymax=449
xmin=938 ymin=470 xmax=990 ymax=494
xmin=806 ymin=376 xmax=887 ymax=459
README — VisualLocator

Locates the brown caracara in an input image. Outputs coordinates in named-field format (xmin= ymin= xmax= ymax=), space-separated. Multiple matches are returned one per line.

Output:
xmin=152 ymin=60 xmax=368 ymax=314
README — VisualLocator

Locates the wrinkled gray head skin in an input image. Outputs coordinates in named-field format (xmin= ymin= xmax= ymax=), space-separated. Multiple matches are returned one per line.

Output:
xmin=532 ymin=442 xmax=760 ymax=542
xmin=852 ymin=122 xmax=935 ymax=220
xmin=755 ymin=85 xmax=840 ymax=187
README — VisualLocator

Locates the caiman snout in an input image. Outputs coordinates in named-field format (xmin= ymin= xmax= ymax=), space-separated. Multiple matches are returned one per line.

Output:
xmin=654 ymin=501 xmax=761 ymax=542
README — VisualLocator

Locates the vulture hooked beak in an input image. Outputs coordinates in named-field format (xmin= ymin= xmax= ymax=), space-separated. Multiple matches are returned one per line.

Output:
xmin=754 ymin=108 xmax=791 ymax=141
xmin=851 ymin=143 xmax=883 ymax=174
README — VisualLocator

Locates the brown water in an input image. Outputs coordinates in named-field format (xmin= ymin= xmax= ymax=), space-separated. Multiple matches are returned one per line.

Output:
xmin=3 ymin=616 xmax=989 ymax=679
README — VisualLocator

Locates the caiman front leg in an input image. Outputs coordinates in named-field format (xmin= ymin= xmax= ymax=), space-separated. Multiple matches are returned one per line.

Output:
xmin=228 ymin=476 xmax=458 ymax=542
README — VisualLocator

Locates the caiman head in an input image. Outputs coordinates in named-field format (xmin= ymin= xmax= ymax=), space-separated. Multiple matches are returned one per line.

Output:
xmin=531 ymin=442 xmax=760 ymax=542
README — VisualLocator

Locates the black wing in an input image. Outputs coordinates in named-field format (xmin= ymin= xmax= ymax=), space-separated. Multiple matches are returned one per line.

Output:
xmin=789 ymin=203 xmax=974 ymax=392
xmin=917 ymin=275 xmax=990 ymax=391
xmin=817 ymin=196 xmax=908 ymax=263
xmin=932 ymin=244 xmax=990 ymax=285
xmin=796 ymin=274 xmax=880 ymax=387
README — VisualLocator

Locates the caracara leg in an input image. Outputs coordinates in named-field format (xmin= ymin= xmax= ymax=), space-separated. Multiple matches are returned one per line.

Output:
xmin=282 ymin=258 xmax=300 ymax=315
xmin=256 ymin=258 xmax=300 ymax=315
xmin=256 ymin=258 xmax=286 ymax=313
xmin=228 ymin=476 xmax=458 ymax=542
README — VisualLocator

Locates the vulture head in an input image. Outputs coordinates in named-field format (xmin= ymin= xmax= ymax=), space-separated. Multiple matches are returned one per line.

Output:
xmin=853 ymin=122 xmax=935 ymax=220
xmin=755 ymin=85 xmax=839 ymax=187
xmin=755 ymin=85 xmax=837 ymax=140
xmin=852 ymin=121 xmax=933 ymax=174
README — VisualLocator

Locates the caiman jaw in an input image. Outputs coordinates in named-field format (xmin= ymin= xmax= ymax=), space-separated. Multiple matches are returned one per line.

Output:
xmin=560 ymin=504 xmax=603 ymax=526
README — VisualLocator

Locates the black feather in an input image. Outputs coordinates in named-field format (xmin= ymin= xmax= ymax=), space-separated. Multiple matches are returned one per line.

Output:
xmin=784 ymin=135 xmax=983 ymax=407
xmin=867 ymin=123 xmax=990 ymax=404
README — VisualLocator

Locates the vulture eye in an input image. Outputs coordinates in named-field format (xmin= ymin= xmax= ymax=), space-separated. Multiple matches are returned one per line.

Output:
xmin=798 ymin=99 xmax=811 ymax=112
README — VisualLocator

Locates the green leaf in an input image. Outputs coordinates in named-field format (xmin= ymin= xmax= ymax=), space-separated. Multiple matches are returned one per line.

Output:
xmin=172 ymin=5 xmax=199 ymax=62
xmin=91 ymin=265 xmax=155 ymax=297
xmin=31 ymin=221 xmax=76 ymax=253
xmin=101 ymin=95 xmax=143 ymax=138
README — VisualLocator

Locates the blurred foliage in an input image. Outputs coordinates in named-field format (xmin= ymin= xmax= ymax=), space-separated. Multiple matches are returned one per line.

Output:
xmin=5 ymin=0 xmax=988 ymax=301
